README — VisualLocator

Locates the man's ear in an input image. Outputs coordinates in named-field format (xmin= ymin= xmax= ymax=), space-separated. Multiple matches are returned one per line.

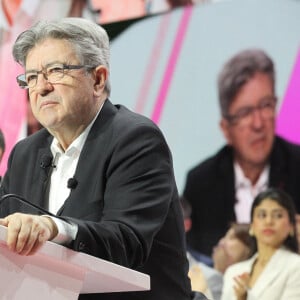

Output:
xmin=220 ymin=118 xmax=232 ymax=145
xmin=93 ymin=66 xmax=108 ymax=96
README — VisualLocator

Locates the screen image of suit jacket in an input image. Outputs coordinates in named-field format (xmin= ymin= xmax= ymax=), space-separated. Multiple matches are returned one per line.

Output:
xmin=183 ymin=136 xmax=300 ymax=256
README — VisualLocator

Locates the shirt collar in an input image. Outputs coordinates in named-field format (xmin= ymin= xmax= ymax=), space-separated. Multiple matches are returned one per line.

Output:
xmin=234 ymin=161 xmax=270 ymax=190
xmin=50 ymin=103 xmax=104 ymax=157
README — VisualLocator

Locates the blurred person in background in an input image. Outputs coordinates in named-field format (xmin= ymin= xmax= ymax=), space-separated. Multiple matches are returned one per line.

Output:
xmin=222 ymin=188 xmax=300 ymax=300
xmin=181 ymin=195 xmax=213 ymax=266
xmin=181 ymin=197 xmax=255 ymax=300
xmin=189 ymin=223 xmax=255 ymax=300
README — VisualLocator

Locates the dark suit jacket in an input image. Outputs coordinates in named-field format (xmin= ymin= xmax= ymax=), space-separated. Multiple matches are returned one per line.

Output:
xmin=183 ymin=136 xmax=300 ymax=257
xmin=0 ymin=100 xmax=191 ymax=300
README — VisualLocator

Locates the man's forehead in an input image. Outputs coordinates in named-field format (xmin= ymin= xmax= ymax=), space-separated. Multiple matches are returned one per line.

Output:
xmin=25 ymin=39 xmax=77 ymax=69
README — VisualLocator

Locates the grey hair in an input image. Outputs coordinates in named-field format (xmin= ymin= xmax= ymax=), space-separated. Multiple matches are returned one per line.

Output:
xmin=218 ymin=49 xmax=275 ymax=117
xmin=13 ymin=18 xmax=111 ymax=95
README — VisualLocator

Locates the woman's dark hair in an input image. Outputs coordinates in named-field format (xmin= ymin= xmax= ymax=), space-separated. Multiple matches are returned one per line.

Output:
xmin=250 ymin=188 xmax=298 ymax=253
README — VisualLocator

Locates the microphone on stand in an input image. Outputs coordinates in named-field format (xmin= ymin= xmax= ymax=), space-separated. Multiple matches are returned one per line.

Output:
xmin=0 ymin=194 xmax=57 ymax=218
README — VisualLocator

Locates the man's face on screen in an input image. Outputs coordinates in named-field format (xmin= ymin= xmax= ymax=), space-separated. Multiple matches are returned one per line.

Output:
xmin=220 ymin=72 xmax=276 ymax=169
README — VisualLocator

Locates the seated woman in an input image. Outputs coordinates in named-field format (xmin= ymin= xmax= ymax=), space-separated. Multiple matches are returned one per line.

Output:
xmin=189 ymin=223 xmax=255 ymax=300
xmin=221 ymin=188 xmax=300 ymax=300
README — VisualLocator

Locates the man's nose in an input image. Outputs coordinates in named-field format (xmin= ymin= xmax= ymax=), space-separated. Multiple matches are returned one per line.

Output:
xmin=34 ymin=73 xmax=53 ymax=94
xmin=251 ymin=108 xmax=264 ymax=129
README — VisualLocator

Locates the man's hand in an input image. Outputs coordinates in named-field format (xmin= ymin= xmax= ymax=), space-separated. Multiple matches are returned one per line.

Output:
xmin=0 ymin=213 xmax=58 ymax=256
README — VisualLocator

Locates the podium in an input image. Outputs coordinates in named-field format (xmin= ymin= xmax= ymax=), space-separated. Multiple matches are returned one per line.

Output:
xmin=0 ymin=225 xmax=150 ymax=299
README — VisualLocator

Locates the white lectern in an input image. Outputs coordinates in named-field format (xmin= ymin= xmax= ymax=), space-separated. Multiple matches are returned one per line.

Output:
xmin=0 ymin=225 xmax=150 ymax=300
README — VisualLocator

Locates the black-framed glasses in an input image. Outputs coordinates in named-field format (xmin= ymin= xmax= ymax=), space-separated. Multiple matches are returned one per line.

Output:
xmin=16 ymin=63 xmax=88 ymax=89
xmin=225 ymin=96 xmax=276 ymax=126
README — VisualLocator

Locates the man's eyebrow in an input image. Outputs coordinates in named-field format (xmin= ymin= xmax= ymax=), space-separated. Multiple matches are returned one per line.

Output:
xmin=25 ymin=61 xmax=64 ymax=73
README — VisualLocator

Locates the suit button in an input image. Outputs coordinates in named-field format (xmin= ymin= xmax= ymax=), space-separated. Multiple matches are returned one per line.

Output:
xmin=78 ymin=241 xmax=85 ymax=250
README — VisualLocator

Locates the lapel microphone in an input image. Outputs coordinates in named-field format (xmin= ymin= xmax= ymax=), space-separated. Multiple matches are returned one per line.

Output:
xmin=40 ymin=155 xmax=53 ymax=169
xmin=40 ymin=154 xmax=78 ymax=189
xmin=0 ymin=194 xmax=57 ymax=217
xmin=40 ymin=154 xmax=58 ymax=170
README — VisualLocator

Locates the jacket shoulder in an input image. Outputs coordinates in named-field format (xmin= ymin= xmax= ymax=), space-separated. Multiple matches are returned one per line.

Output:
xmin=186 ymin=145 xmax=233 ymax=182
xmin=114 ymin=104 xmax=159 ymax=131
xmin=273 ymin=136 xmax=300 ymax=160
xmin=13 ymin=129 xmax=51 ymax=152
xmin=279 ymin=248 xmax=300 ymax=265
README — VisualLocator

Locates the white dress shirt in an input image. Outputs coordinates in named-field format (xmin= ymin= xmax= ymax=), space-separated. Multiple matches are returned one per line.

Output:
xmin=234 ymin=162 xmax=269 ymax=223
xmin=48 ymin=105 xmax=103 ymax=244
